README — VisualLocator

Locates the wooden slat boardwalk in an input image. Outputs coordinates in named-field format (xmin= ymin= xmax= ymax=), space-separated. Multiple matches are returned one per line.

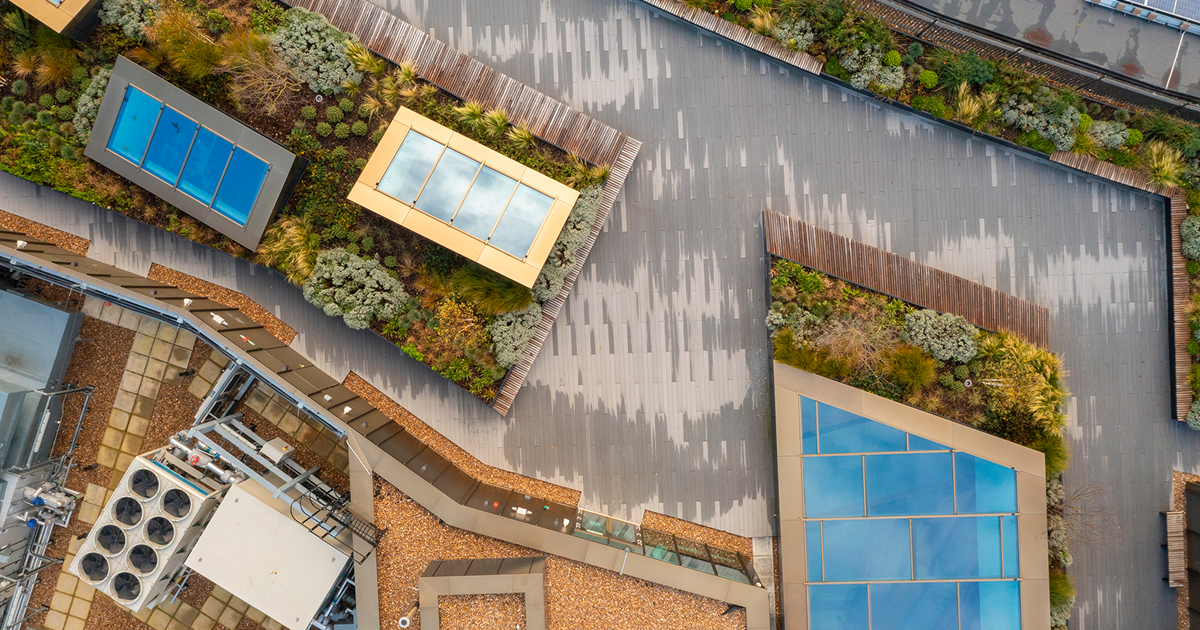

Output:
xmin=1165 ymin=510 xmax=1186 ymax=588
xmin=276 ymin=0 xmax=642 ymax=415
xmin=1050 ymin=152 xmax=1191 ymax=423
xmin=763 ymin=209 xmax=1051 ymax=347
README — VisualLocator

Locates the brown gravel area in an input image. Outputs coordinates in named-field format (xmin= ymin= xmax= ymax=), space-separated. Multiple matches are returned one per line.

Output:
xmin=346 ymin=373 xmax=580 ymax=506
xmin=0 ymin=208 xmax=90 ymax=255
xmin=772 ymin=537 xmax=781 ymax=630
xmin=176 ymin=572 xmax=217 ymax=612
xmin=237 ymin=407 xmax=350 ymax=495
xmin=148 ymin=264 xmax=297 ymax=344
xmin=84 ymin=595 xmax=153 ymax=630
xmin=26 ymin=316 xmax=134 ymax=628
xmin=642 ymin=511 xmax=752 ymax=556
xmin=143 ymin=340 xmax=211 ymax=453
xmin=374 ymin=477 xmax=745 ymax=630
xmin=1174 ymin=470 xmax=1198 ymax=630
xmin=439 ymin=594 xmax=525 ymax=630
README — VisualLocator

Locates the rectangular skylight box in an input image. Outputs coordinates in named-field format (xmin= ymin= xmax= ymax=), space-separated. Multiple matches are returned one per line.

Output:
xmin=350 ymin=107 xmax=580 ymax=287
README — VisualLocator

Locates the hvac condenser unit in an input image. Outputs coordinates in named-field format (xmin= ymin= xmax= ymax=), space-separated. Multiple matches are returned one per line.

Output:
xmin=68 ymin=450 xmax=225 ymax=612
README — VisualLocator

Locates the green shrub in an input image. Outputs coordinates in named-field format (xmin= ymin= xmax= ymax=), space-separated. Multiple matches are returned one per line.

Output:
xmin=370 ymin=128 xmax=385 ymax=143
xmin=351 ymin=120 xmax=368 ymax=136
xmin=0 ymin=97 xmax=11 ymax=111
xmin=438 ymin=358 xmax=472 ymax=383
xmin=1189 ymin=339 xmax=1199 ymax=355
xmin=903 ymin=310 xmax=978 ymax=363
xmin=38 ymin=94 xmax=54 ymax=109
xmin=887 ymin=345 xmax=936 ymax=394
xmin=325 ymin=106 xmax=343 ymax=123
xmin=11 ymin=81 xmax=27 ymax=97
xmin=301 ymin=105 xmax=317 ymax=120
xmin=902 ymin=42 xmax=924 ymax=65
xmin=54 ymin=88 xmax=72 ymax=104
xmin=270 ymin=7 xmax=362 ymax=94
xmin=360 ymin=236 xmax=373 ymax=252
xmin=57 ymin=105 xmax=74 ymax=121
xmin=953 ymin=364 xmax=969 ymax=379
xmin=60 ymin=145 xmax=77 ymax=160
xmin=911 ymin=94 xmax=946 ymax=118
xmin=1078 ymin=113 xmax=1093 ymax=132
xmin=1190 ymin=400 xmax=1200 ymax=430
xmin=354 ymin=157 xmax=367 ymax=170
xmin=98 ymin=0 xmax=161 ymax=41
xmin=338 ymin=97 xmax=354 ymax=112
xmin=451 ymin=264 xmax=533 ymax=316
xmin=401 ymin=344 xmax=424 ymax=362
xmin=883 ymin=50 xmax=902 ymax=67
xmin=316 ymin=122 xmax=332 ymax=137
xmin=1017 ymin=130 xmax=1056 ymax=154
xmin=735 ymin=0 xmax=752 ymax=10
xmin=937 ymin=372 xmax=956 ymax=389
xmin=1048 ymin=571 xmax=1075 ymax=610
xmin=302 ymin=248 xmax=409 ymax=329
xmin=1032 ymin=434 xmax=1069 ymax=477
xmin=934 ymin=51 xmax=994 ymax=88
xmin=36 ymin=111 xmax=54 ymax=126
xmin=1192 ymin=364 xmax=1200 ymax=393
xmin=919 ymin=70 xmax=938 ymax=89
xmin=345 ymin=242 xmax=359 ymax=255
xmin=1190 ymin=261 xmax=1200 ymax=275
xmin=250 ymin=0 xmax=285 ymax=33
xmin=73 ymin=66 xmax=111 ymax=143
xmin=71 ymin=66 xmax=90 ymax=88
xmin=1126 ymin=128 xmax=1143 ymax=147
xmin=488 ymin=303 xmax=542 ymax=369
xmin=330 ymin=145 xmax=348 ymax=160
xmin=206 ymin=9 xmax=230 ymax=35
xmin=334 ymin=122 xmax=350 ymax=138
xmin=7 ymin=110 xmax=23 ymax=125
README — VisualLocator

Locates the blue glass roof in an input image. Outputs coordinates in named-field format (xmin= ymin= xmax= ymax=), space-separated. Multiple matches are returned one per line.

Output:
xmin=107 ymin=85 xmax=269 ymax=226
xmin=799 ymin=397 xmax=1022 ymax=630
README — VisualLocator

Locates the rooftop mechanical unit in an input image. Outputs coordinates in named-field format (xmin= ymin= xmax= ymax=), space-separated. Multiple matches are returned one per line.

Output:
xmin=68 ymin=449 xmax=228 ymax=612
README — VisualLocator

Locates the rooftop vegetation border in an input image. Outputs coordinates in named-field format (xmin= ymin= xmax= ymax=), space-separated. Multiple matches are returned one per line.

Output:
xmin=767 ymin=257 xmax=1074 ymax=628
xmin=0 ymin=0 xmax=617 ymax=407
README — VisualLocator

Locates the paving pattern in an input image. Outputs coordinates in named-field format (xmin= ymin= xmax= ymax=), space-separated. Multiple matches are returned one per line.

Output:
xmin=0 ymin=0 xmax=1193 ymax=626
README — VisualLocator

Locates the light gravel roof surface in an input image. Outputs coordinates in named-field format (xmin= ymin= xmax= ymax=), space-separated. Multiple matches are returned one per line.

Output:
xmin=0 ymin=0 xmax=1187 ymax=626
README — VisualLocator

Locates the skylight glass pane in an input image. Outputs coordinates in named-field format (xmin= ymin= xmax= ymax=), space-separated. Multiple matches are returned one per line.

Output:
xmin=865 ymin=452 xmax=954 ymax=516
xmin=907 ymin=434 xmax=949 ymax=451
xmin=490 ymin=184 xmax=555 ymax=258
xmin=803 ymin=456 xmax=864 ymax=517
xmin=806 ymin=521 xmax=823 ymax=582
xmin=955 ymin=452 xmax=1018 ymax=514
xmin=869 ymin=582 xmax=959 ymax=630
xmin=212 ymin=149 xmax=269 ymax=226
xmin=817 ymin=403 xmax=908 ymax=453
xmin=415 ymin=149 xmax=480 ymax=221
xmin=912 ymin=516 xmax=1002 ymax=579
xmin=821 ymin=519 xmax=911 ymax=581
xmin=809 ymin=585 xmax=868 ymax=630
xmin=801 ymin=396 xmax=818 ymax=454
xmin=959 ymin=581 xmax=1021 ymax=630
xmin=377 ymin=131 xmax=442 ymax=203
xmin=452 ymin=166 xmax=517 ymax=239
xmin=178 ymin=128 xmax=233 ymax=206
xmin=107 ymin=86 xmax=162 ymax=165
xmin=1002 ymin=515 xmax=1020 ymax=578
xmin=141 ymin=107 xmax=197 ymax=185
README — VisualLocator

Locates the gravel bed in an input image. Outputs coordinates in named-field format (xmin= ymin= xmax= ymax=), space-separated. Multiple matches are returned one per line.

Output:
xmin=373 ymin=477 xmax=745 ymax=630
xmin=345 ymin=373 xmax=581 ymax=506
xmin=147 ymin=264 xmax=297 ymax=344
xmin=0 ymin=208 xmax=90 ymax=255
xmin=1174 ymin=470 xmax=1197 ymax=630
xmin=438 ymin=594 xmax=524 ymax=630
xmin=143 ymin=340 xmax=210 ymax=453
xmin=84 ymin=594 xmax=153 ymax=630
xmin=641 ymin=510 xmax=752 ymax=556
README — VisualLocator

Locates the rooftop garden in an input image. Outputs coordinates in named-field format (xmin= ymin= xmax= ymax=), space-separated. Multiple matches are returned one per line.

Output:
xmin=0 ymin=0 xmax=611 ymax=404
xmin=767 ymin=258 xmax=1075 ymax=629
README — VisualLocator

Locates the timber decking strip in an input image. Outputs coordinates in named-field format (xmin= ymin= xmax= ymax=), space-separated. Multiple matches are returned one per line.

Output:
xmin=638 ymin=0 xmax=824 ymax=74
xmin=763 ymin=210 xmax=1051 ymax=347
xmin=1166 ymin=510 xmax=1186 ymax=588
xmin=281 ymin=0 xmax=630 ymax=168
xmin=1049 ymin=151 xmax=1190 ymax=423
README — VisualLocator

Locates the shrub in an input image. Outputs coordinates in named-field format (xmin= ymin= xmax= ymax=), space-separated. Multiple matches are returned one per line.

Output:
xmin=351 ymin=120 xmax=368 ymax=136
xmin=919 ymin=70 xmax=938 ymax=89
xmin=7 ymin=110 xmax=22 ymax=125
xmin=1088 ymin=120 xmax=1128 ymax=149
xmin=354 ymin=157 xmax=367 ymax=170
xmin=1049 ymin=571 xmax=1075 ymax=610
xmin=1190 ymin=339 xmax=1200 ymax=355
xmin=953 ymin=364 xmax=969 ymax=379
xmin=99 ymin=0 xmax=160 ymax=41
xmin=55 ymin=88 xmax=72 ymax=104
xmin=338 ymin=97 xmax=354 ymax=112
xmin=1126 ymin=128 xmax=1143 ymax=147
xmin=57 ymin=105 xmax=74 ymax=121
xmin=358 ymin=103 xmax=374 ymax=118
xmin=773 ymin=19 xmax=814 ymax=52
xmin=1001 ymin=92 xmax=1081 ymax=151
xmin=937 ymin=372 xmax=956 ymax=389
xmin=38 ymin=94 xmax=54 ymax=109
xmin=1189 ymin=401 xmax=1200 ymax=430
xmin=488 ymin=302 xmax=542 ymax=369
xmin=532 ymin=186 xmax=602 ymax=302
xmin=735 ymin=0 xmax=752 ymax=10
xmin=36 ymin=111 xmax=54 ymax=126
xmin=451 ymin=264 xmax=533 ymax=316
xmin=302 ymin=248 xmax=409 ymax=329
xmin=1182 ymin=215 xmax=1200 ymax=243
xmin=1077 ymin=113 xmax=1093 ymax=132
xmin=933 ymin=51 xmax=994 ymax=88
xmin=401 ymin=344 xmax=424 ymax=362
xmin=903 ymin=310 xmax=978 ymax=363
xmin=454 ymin=101 xmax=485 ymax=133
xmin=1032 ymin=433 xmax=1069 ymax=477
xmin=902 ymin=42 xmax=924 ymax=65
xmin=316 ymin=122 xmax=332 ymax=137
xmin=887 ymin=345 xmax=936 ymax=394
xmin=506 ymin=125 xmax=536 ymax=151
xmin=480 ymin=109 xmax=509 ymax=140
xmin=257 ymin=215 xmax=322 ymax=284
xmin=1141 ymin=140 xmax=1185 ymax=187
xmin=1017 ymin=130 xmax=1056 ymax=154
xmin=1193 ymin=363 xmax=1200 ymax=392
xmin=60 ymin=146 xmax=78 ymax=160
xmin=73 ymin=67 xmax=111 ymax=143
xmin=1190 ymin=260 xmax=1200 ymax=275
xmin=11 ymin=80 xmax=27 ymax=97
xmin=883 ymin=50 xmax=902 ymax=67
xmin=301 ymin=105 xmax=317 ymax=120
xmin=370 ymin=128 xmax=385 ymax=143
xmin=911 ymin=94 xmax=946 ymax=118
xmin=0 ymin=97 xmax=11 ymax=112
xmin=325 ymin=106 xmax=343 ymax=123
xmin=334 ymin=122 xmax=350 ymax=138
xmin=206 ymin=9 xmax=230 ymax=35
xmin=270 ymin=8 xmax=362 ymax=94
xmin=840 ymin=44 xmax=903 ymax=92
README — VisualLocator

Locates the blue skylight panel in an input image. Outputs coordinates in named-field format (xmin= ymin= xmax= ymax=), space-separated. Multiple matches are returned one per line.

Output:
xmin=955 ymin=452 xmax=1018 ymax=514
xmin=865 ymin=452 xmax=954 ymax=516
xmin=907 ymin=434 xmax=949 ymax=451
xmin=107 ymin=86 xmax=162 ymax=165
xmin=801 ymin=396 xmax=818 ymax=454
xmin=959 ymin=581 xmax=1021 ymax=630
xmin=821 ymin=519 xmax=912 ymax=581
xmin=141 ymin=106 xmax=197 ymax=185
xmin=803 ymin=456 xmax=864 ymax=517
xmin=911 ymin=516 xmax=1003 ymax=579
xmin=806 ymin=521 xmax=823 ymax=581
xmin=1002 ymin=515 xmax=1020 ymax=578
xmin=377 ymin=131 xmax=443 ymax=203
xmin=415 ymin=148 xmax=480 ymax=221
xmin=809 ymin=585 xmax=869 ymax=630
xmin=452 ymin=166 xmax=517 ymax=240
xmin=178 ymin=128 xmax=233 ymax=206
xmin=869 ymin=582 xmax=959 ymax=630
xmin=490 ymin=184 xmax=555 ymax=258
xmin=817 ymin=403 xmax=907 ymax=453
xmin=212 ymin=149 xmax=269 ymax=226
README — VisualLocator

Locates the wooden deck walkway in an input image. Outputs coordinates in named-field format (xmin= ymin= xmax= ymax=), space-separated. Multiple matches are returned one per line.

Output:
xmin=763 ymin=209 xmax=1051 ymax=347
xmin=276 ymin=0 xmax=642 ymax=415
xmin=1165 ymin=510 xmax=1186 ymax=588
xmin=1050 ymin=152 xmax=1191 ymax=423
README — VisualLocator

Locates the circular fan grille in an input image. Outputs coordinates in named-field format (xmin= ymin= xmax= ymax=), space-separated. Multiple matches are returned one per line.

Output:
xmin=96 ymin=525 xmax=125 ymax=554
xmin=161 ymin=489 xmax=191 ymax=519
xmin=128 ymin=545 xmax=157 ymax=574
xmin=113 ymin=497 xmax=142 ymax=526
xmin=145 ymin=517 xmax=174 ymax=546
xmin=111 ymin=573 xmax=140 ymax=601
xmin=129 ymin=469 xmax=160 ymax=499
xmin=79 ymin=553 xmax=108 ymax=582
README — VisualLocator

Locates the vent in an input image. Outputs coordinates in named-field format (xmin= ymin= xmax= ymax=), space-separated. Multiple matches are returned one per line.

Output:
xmin=97 ymin=525 xmax=126 ymax=554
xmin=111 ymin=573 xmax=141 ymax=601
xmin=145 ymin=517 xmax=174 ymax=546
xmin=128 ymin=545 xmax=158 ymax=574
xmin=162 ymin=489 xmax=191 ymax=519
xmin=129 ymin=469 xmax=160 ymax=499
xmin=79 ymin=553 xmax=109 ymax=582
xmin=113 ymin=497 xmax=143 ymax=527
